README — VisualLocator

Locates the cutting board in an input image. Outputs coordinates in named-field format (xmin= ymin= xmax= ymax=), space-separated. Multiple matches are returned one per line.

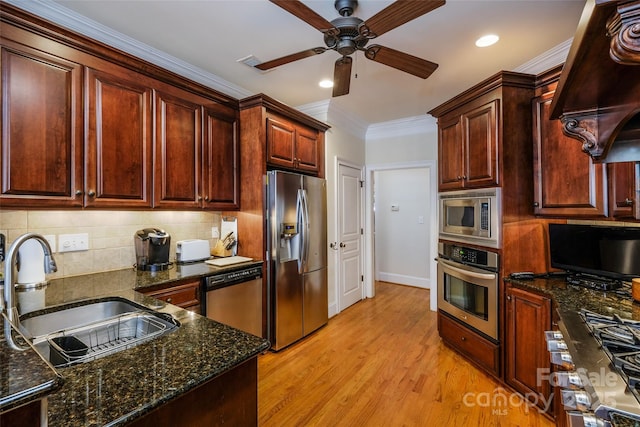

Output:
xmin=205 ymin=256 xmax=253 ymax=267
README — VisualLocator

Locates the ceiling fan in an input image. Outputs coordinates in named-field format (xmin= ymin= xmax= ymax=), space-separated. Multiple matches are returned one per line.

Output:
xmin=256 ymin=0 xmax=445 ymax=97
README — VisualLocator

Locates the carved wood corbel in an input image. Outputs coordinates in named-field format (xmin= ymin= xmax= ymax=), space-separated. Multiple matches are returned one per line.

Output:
xmin=607 ymin=0 xmax=640 ymax=65
xmin=560 ymin=114 xmax=601 ymax=157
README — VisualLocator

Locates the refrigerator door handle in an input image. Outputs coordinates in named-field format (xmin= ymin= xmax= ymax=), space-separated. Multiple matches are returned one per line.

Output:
xmin=296 ymin=189 xmax=305 ymax=274
xmin=301 ymin=188 xmax=310 ymax=270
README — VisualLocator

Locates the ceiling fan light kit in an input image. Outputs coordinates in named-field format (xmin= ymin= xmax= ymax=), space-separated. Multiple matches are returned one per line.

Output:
xmin=258 ymin=0 xmax=446 ymax=97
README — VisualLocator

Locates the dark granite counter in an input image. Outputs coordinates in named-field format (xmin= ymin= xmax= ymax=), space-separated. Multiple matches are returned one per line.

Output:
xmin=507 ymin=275 xmax=636 ymax=320
xmin=1 ymin=260 xmax=269 ymax=426
xmin=0 ymin=314 xmax=62 ymax=413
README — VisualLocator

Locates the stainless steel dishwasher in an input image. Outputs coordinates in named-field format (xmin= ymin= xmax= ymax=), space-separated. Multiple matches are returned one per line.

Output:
xmin=204 ymin=265 xmax=263 ymax=337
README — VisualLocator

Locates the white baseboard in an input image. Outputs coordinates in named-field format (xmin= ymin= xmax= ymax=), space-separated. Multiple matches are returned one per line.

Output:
xmin=377 ymin=272 xmax=431 ymax=289
xmin=328 ymin=302 xmax=338 ymax=318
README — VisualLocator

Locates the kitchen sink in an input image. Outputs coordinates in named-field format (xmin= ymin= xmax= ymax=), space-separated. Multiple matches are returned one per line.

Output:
xmin=20 ymin=297 xmax=179 ymax=368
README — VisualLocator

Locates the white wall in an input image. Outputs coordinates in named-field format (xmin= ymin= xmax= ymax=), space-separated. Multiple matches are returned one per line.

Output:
xmin=374 ymin=168 xmax=430 ymax=288
xmin=300 ymin=101 xmax=367 ymax=318
xmin=364 ymin=116 xmax=439 ymax=311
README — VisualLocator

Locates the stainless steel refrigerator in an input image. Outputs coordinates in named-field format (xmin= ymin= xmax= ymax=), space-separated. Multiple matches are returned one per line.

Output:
xmin=266 ymin=170 xmax=328 ymax=351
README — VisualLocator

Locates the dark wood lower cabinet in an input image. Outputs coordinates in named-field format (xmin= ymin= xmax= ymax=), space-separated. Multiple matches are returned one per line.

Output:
xmin=505 ymin=285 xmax=553 ymax=414
xmin=437 ymin=311 xmax=500 ymax=377
xmin=129 ymin=357 xmax=257 ymax=427
xmin=0 ymin=399 xmax=43 ymax=427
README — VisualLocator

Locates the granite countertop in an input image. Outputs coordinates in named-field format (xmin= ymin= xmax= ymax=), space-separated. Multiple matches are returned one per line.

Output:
xmin=1 ymin=260 xmax=269 ymax=426
xmin=507 ymin=275 xmax=637 ymax=320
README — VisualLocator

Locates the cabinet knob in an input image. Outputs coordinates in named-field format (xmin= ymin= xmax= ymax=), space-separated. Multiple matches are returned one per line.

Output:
xmin=506 ymin=295 xmax=512 ymax=301
xmin=198 ymin=196 xmax=203 ymax=201
xmin=75 ymin=190 xmax=83 ymax=196
xmin=166 ymin=297 xmax=172 ymax=303
xmin=533 ymin=202 xmax=539 ymax=207
xmin=87 ymin=190 xmax=96 ymax=197
xmin=625 ymin=198 xmax=634 ymax=206
xmin=456 ymin=176 xmax=462 ymax=181
xmin=204 ymin=196 xmax=209 ymax=202
xmin=461 ymin=336 xmax=466 ymax=341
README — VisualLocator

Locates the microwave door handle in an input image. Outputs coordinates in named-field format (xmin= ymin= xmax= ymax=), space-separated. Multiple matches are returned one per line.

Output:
xmin=437 ymin=258 xmax=497 ymax=280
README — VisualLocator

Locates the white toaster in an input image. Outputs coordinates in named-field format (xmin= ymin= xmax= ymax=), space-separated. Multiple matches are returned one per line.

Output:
xmin=176 ymin=239 xmax=211 ymax=263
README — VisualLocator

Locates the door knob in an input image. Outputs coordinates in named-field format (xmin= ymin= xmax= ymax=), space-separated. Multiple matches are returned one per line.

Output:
xmin=339 ymin=242 xmax=346 ymax=248
xmin=330 ymin=242 xmax=338 ymax=250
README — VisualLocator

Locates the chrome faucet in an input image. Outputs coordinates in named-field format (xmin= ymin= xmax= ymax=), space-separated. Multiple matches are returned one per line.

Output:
xmin=3 ymin=233 xmax=57 ymax=350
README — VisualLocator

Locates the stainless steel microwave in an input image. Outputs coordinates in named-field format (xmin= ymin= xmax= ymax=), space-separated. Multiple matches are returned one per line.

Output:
xmin=439 ymin=188 xmax=501 ymax=248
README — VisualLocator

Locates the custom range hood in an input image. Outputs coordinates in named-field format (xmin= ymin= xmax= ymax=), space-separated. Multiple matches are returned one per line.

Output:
xmin=550 ymin=0 xmax=640 ymax=163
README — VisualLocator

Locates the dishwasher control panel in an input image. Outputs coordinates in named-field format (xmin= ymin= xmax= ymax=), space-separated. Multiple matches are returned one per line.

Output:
xmin=206 ymin=265 xmax=262 ymax=290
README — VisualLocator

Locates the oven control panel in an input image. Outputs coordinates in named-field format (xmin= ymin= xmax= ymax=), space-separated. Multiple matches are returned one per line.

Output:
xmin=438 ymin=242 xmax=498 ymax=271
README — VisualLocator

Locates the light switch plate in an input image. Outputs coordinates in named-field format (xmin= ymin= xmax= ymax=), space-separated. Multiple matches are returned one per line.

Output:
xmin=58 ymin=233 xmax=89 ymax=252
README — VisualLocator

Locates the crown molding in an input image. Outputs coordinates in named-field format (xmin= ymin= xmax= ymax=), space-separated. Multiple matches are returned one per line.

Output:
xmin=297 ymin=100 xmax=368 ymax=140
xmin=514 ymin=38 xmax=573 ymax=74
xmin=366 ymin=115 xmax=437 ymax=141
xmin=4 ymin=0 xmax=252 ymax=100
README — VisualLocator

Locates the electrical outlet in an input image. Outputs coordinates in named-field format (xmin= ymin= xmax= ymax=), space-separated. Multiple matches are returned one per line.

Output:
xmin=211 ymin=226 xmax=220 ymax=239
xmin=58 ymin=233 xmax=89 ymax=253
xmin=43 ymin=234 xmax=57 ymax=253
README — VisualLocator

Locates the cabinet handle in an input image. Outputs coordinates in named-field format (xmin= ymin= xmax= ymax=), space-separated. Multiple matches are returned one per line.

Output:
xmin=75 ymin=190 xmax=83 ymax=196
xmin=87 ymin=190 xmax=96 ymax=197
xmin=625 ymin=198 xmax=634 ymax=206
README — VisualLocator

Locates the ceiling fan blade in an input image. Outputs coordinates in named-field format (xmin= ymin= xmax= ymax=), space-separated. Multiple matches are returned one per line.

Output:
xmin=332 ymin=56 xmax=353 ymax=97
xmin=255 ymin=47 xmax=327 ymax=71
xmin=361 ymin=0 xmax=446 ymax=38
xmin=364 ymin=45 xmax=438 ymax=79
xmin=269 ymin=0 xmax=337 ymax=34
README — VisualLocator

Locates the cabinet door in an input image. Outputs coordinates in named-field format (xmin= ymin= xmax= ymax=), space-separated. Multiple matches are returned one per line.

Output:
xmin=0 ymin=44 xmax=83 ymax=207
xmin=203 ymin=106 xmax=239 ymax=209
xmin=532 ymin=88 xmax=606 ymax=217
xmin=608 ymin=162 xmax=638 ymax=219
xmin=464 ymin=100 xmax=499 ymax=188
xmin=86 ymin=68 xmax=153 ymax=208
xmin=154 ymin=90 xmax=202 ymax=209
xmin=266 ymin=116 xmax=296 ymax=169
xmin=505 ymin=286 xmax=551 ymax=411
xmin=294 ymin=125 xmax=320 ymax=174
xmin=438 ymin=115 xmax=465 ymax=191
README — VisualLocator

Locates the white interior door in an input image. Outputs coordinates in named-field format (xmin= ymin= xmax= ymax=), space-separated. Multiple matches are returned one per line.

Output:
xmin=337 ymin=163 xmax=363 ymax=311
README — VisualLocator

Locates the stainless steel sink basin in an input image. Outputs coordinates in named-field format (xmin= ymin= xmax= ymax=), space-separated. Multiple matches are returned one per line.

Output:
xmin=20 ymin=297 xmax=179 ymax=368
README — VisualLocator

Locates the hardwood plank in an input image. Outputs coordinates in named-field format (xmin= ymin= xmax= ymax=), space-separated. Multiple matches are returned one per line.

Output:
xmin=258 ymin=281 xmax=555 ymax=426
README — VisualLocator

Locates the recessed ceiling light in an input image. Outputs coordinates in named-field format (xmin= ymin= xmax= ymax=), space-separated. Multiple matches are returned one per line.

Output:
xmin=319 ymin=79 xmax=334 ymax=88
xmin=475 ymin=34 xmax=499 ymax=47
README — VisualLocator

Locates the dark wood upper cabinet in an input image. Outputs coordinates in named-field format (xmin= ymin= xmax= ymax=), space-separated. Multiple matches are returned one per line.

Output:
xmin=434 ymin=99 xmax=498 ymax=191
xmin=266 ymin=113 xmax=321 ymax=175
xmin=0 ymin=41 xmax=83 ymax=208
xmin=532 ymin=70 xmax=607 ymax=218
xmin=203 ymin=106 xmax=240 ymax=210
xmin=430 ymin=72 xmax=534 ymax=194
xmin=0 ymin=5 xmax=241 ymax=211
xmin=85 ymin=67 xmax=154 ymax=208
xmin=154 ymin=90 xmax=202 ymax=209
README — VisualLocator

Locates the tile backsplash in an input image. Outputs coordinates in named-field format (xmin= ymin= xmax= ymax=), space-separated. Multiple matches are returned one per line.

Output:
xmin=0 ymin=210 xmax=222 ymax=279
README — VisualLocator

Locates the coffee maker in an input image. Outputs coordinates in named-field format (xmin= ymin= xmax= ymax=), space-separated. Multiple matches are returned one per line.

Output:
xmin=134 ymin=228 xmax=171 ymax=271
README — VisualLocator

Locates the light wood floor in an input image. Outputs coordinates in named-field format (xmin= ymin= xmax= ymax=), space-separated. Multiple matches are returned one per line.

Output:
xmin=258 ymin=281 xmax=556 ymax=426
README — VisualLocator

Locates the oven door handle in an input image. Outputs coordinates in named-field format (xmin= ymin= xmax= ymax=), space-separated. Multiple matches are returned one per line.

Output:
xmin=437 ymin=258 xmax=497 ymax=280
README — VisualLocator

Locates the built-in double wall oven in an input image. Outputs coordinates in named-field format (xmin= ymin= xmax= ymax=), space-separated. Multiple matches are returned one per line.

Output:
xmin=437 ymin=242 xmax=499 ymax=341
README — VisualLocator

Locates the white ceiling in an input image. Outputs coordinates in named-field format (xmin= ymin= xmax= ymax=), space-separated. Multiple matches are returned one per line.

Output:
xmin=15 ymin=0 xmax=586 ymax=126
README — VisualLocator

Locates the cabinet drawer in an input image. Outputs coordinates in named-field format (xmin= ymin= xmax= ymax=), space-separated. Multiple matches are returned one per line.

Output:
xmin=438 ymin=311 xmax=499 ymax=376
xmin=142 ymin=281 xmax=200 ymax=309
